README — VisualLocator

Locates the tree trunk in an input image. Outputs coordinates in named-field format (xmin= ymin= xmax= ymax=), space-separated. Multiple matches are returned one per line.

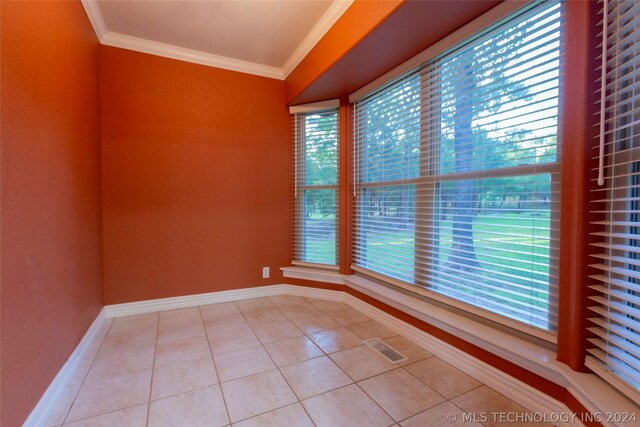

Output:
xmin=447 ymin=62 xmax=479 ymax=271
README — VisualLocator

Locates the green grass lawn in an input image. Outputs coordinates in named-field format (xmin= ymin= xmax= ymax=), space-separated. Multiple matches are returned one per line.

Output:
xmin=304 ymin=211 xmax=553 ymax=328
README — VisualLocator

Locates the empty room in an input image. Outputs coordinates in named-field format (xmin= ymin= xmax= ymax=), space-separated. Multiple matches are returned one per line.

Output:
xmin=2 ymin=0 xmax=639 ymax=425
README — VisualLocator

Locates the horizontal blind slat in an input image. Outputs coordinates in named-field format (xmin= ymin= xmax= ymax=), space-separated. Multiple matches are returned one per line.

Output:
xmin=353 ymin=0 xmax=562 ymax=334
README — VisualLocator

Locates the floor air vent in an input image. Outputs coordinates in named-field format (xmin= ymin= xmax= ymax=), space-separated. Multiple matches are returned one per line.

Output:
xmin=364 ymin=338 xmax=408 ymax=363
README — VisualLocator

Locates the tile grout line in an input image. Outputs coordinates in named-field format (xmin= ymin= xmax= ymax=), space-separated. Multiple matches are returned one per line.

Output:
xmin=199 ymin=303 xmax=233 ymax=426
xmin=273 ymin=297 xmax=394 ymax=426
xmin=353 ymin=371 xmax=401 ymax=425
xmin=263 ymin=299 xmax=321 ymax=427
xmin=145 ymin=312 xmax=161 ymax=427
xmin=59 ymin=319 xmax=115 ymax=426
xmin=64 ymin=295 xmax=534 ymax=426
xmin=233 ymin=297 xmax=314 ymax=425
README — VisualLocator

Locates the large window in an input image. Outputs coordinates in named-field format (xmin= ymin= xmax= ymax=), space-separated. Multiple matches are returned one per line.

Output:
xmin=353 ymin=1 xmax=563 ymax=335
xmin=293 ymin=108 xmax=339 ymax=267
xmin=587 ymin=0 xmax=640 ymax=404
xmin=353 ymin=75 xmax=421 ymax=283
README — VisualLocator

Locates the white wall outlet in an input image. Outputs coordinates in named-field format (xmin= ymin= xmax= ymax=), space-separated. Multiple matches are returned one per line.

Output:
xmin=262 ymin=267 xmax=270 ymax=279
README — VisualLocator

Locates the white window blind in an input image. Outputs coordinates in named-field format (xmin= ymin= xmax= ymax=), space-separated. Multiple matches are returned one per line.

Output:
xmin=353 ymin=74 xmax=422 ymax=283
xmin=587 ymin=0 xmax=640 ymax=405
xmin=353 ymin=0 xmax=563 ymax=335
xmin=293 ymin=109 xmax=339 ymax=267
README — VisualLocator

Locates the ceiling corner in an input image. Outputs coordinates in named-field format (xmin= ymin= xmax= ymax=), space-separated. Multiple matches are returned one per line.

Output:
xmin=101 ymin=32 xmax=285 ymax=79
xmin=281 ymin=0 xmax=355 ymax=78
xmin=81 ymin=0 xmax=107 ymax=41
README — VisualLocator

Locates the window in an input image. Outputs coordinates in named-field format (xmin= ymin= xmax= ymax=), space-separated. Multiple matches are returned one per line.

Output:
xmin=353 ymin=75 xmax=421 ymax=283
xmin=353 ymin=1 xmax=563 ymax=335
xmin=292 ymin=108 xmax=339 ymax=267
xmin=587 ymin=0 xmax=640 ymax=404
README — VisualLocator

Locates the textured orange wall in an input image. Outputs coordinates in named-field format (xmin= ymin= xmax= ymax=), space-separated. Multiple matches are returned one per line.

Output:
xmin=100 ymin=46 xmax=291 ymax=304
xmin=1 ymin=2 xmax=103 ymax=425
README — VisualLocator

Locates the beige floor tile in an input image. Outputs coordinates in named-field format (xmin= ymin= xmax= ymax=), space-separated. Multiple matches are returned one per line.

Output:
xmin=157 ymin=315 xmax=205 ymax=343
xmin=221 ymin=370 xmax=297 ymax=422
xmin=66 ymin=370 xmax=151 ymax=422
xmin=109 ymin=312 xmax=158 ymax=335
xmin=85 ymin=345 xmax=154 ymax=382
xmin=327 ymin=308 xmax=370 ymax=326
xmin=233 ymin=403 xmax=314 ymax=427
xmin=268 ymin=295 xmax=307 ymax=307
xmin=292 ymin=313 xmax=341 ymax=334
xmin=382 ymin=336 xmax=432 ymax=366
xmin=307 ymin=298 xmax=349 ymax=313
xmin=158 ymin=307 xmax=201 ymax=324
xmin=307 ymin=327 xmax=363 ymax=353
xmin=151 ymin=356 xmax=218 ymax=400
xmin=45 ymin=384 xmax=80 ymax=426
xmin=148 ymin=386 xmax=229 ymax=427
xmin=264 ymin=336 xmax=323 ymax=367
xmin=100 ymin=327 xmax=157 ymax=353
xmin=204 ymin=313 xmax=250 ymax=334
xmin=68 ymin=340 xmax=104 ymax=385
xmin=330 ymin=345 xmax=397 ymax=381
xmin=208 ymin=327 xmax=261 ymax=354
xmin=244 ymin=308 xmax=289 ymax=328
xmin=155 ymin=335 xmax=210 ymax=366
xmin=235 ymin=298 xmax=276 ymax=313
xmin=63 ymin=404 xmax=148 ymax=427
xmin=252 ymin=320 xmax=304 ymax=344
xmin=359 ymin=368 xmax=444 ymax=421
xmin=400 ymin=401 xmax=482 ymax=427
xmin=214 ymin=346 xmax=275 ymax=382
xmin=279 ymin=302 xmax=322 ymax=320
xmin=280 ymin=356 xmax=352 ymax=400
xmin=405 ymin=357 xmax=481 ymax=399
xmin=302 ymin=384 xmax=393 ymax=427
xmin=200 ymin=302 xmax=241 ymax=323
xmin=452 ymin=386 xmax=550 ymax=427
xmin=347 ymin=320 xmax=396 ymax=340
xmin=68 ymin=357 xmax=93 ymax=387
xmin=93 ymin=318 xmax=114 ymax=339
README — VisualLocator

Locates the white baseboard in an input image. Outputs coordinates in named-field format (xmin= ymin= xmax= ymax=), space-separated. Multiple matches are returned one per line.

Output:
xmin=26 ymin=284 xmax=584 ymax=427
xmin=103 ymin=284 xmax=343 ymax=318
xmin=23 ymin=309 xmax=107 ymax=427
xmin=344 ymin=294 xmax=585 ymax=427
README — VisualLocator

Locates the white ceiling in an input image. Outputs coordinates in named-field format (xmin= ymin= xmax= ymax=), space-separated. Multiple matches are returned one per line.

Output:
xmin=82 ymin=0 xmax=352 ymax=79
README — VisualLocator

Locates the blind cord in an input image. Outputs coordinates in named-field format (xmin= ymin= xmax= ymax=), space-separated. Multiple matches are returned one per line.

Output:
xmin=598 ymin=0 xmax=609 ymax=186
xmin=294 ymin=114 xmax=298 ymax=198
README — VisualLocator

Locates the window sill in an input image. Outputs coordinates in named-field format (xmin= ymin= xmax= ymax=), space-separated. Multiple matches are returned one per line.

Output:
xmin=281 ymin=266 xmax=639 ymax=420
xmin=280 ymin=266 xmax=344 ymax=284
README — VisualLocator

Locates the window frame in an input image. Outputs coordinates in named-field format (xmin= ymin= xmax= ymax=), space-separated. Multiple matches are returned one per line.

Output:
xmin=350 ymin=0 xmax=563 ymax=342
xmin=291 ymin=103 xmax=341 ymax=269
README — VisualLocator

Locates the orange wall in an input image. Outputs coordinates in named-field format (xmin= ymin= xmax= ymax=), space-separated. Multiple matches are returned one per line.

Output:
xmin=1 ymin=2 xmax=103 ymax=426
xmin=100 ymin=46 xmax=291 ymax=304
xmin=285 ymin=0 xmax=403 ymax=104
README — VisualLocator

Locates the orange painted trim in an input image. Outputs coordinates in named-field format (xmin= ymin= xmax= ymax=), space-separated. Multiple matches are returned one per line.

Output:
xmin=293 ymin=281 xmax=601 ymax=426
xmin=339 ymin=98 xmax=353 ymax=274
xmin=284 ymin=278 xmax=345 ymax=293
xmin=556 ymin=0 xmax=599 ymax=371
xmin=285 ymin=0 xmax=404 ymax=104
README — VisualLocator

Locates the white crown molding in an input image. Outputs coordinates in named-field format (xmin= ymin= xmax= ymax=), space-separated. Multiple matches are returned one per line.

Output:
xmin=81 ymin=0 xmax=107 ymax=40
xmin=281 ymin=0 xmax=355 ymax=78
xmin=100 ymin=32 xmax=284 ymax=80
xmin=80 ymin=0 xmax=353 ymax=80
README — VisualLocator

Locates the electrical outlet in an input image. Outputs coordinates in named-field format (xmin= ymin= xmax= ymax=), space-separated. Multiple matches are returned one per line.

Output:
xmin=262 ymin=267 xmax=270 ymax=279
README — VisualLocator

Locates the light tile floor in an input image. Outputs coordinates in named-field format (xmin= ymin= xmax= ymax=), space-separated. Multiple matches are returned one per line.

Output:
xmin=47 ymin=295 xmax=548 ymax=426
